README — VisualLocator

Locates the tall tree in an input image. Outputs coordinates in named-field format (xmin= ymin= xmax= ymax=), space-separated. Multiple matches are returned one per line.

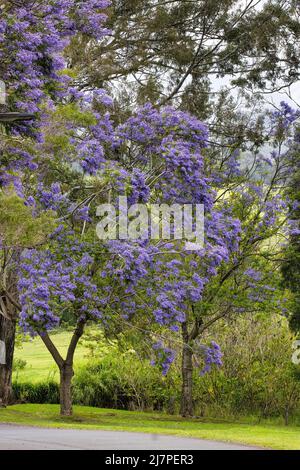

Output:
xmin=176 ymin=102 xmax=300 ymax=415
xmin=105 ymin=102 xmax=300 ymax=416
xmin=281 ymin=126 xmax=300 ymax=333
xmin=17 ymin=101 xmax=239 ymax=416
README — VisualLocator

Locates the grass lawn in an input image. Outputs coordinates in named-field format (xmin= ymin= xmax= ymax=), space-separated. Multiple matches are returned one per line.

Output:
xmin=13 ymin=331 xmax=89 ymax=383
xmin=0 ymin=404 xmax=300 ymax=450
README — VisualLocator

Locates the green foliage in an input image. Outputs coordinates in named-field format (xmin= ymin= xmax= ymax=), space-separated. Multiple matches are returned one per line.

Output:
xmin=12 ymin=351 xmax=179 ymax=412
xmin=52 ymin=103 xmax=97 ymax=127
xmin=13 ymin=316 xmax=300 ymax=423
xmin=13 ymin=382 xmax=60 ymax=404
xmin=0 ymin=191 xmax=56 ymax=247
xmin=80 ymin=328 xmax=118 ymax=358
xmin=13 ymin=358 xmax=27 ymax=372
xmin=193 ymin=315 xmax=300 ymax=423
xmin=69 ymin=0 xmax=300 ymax=116
xmin=72 ymin=350 xmax=179 ymax=412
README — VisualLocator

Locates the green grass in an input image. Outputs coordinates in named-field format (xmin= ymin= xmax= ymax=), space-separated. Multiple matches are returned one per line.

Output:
xmin=0 ymin=404 xmax=299 ymax=450
xmin=13 ymin=331 xmax=89 ymax=383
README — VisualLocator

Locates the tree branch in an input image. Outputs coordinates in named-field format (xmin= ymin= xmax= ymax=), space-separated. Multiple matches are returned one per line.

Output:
xmin=66 ymin=319 xmax=86 ymax=365
xmin=3 ymin=290 xmax=21 ymax=312
xmin=39 ymin=332 xmax=64 ymax=369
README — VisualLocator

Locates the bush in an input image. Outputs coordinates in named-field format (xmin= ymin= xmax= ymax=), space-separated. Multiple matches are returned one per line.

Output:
xmin=12 ymin=351 xmax=180 ymax=412
xmin=72 ymin=351 xmax=180 ymax=412
xmin=13 ymin=381 xmax=59 ymax=404
xmin=191 ymin=315 xmax=300 ymax=423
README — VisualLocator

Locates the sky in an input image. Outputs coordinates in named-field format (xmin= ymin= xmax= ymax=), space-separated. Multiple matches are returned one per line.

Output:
xmin=269 ymin=82 xmax=300 ymax=108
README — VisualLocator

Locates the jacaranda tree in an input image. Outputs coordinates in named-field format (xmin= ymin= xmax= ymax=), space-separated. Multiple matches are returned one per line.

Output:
xmin=0 ymin=0 xmax=110 ymax=406
xmin=15 ymin=96 xmax=242 ymax=415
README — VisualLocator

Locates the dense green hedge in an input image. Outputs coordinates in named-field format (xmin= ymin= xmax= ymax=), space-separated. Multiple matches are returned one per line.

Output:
xmin=13 ymin=381 xmax=59 ymax=404
xmin=72 ymin=353 xmax=179 ymax=412
xmin=12 ymin=353 xmax=179 ymax=412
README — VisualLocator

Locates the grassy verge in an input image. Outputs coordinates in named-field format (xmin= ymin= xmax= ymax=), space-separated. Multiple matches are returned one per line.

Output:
xmin=0 ymin=404 xmax=299 ymax=449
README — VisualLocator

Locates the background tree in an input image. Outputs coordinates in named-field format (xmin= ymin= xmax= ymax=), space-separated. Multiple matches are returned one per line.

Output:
xmin=67 ymin=0 xmax=300 ymax=185
xmin=281 ymin=126 xmax=300 ymax=333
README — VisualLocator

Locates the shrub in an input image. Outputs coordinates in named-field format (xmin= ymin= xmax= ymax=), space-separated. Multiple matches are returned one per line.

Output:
xmin=13 ymin=381 xmax=59 ymax=404
xmin=192 ymin=314 xmax=300 ymax=423
xmin=12 ymin=351 xmax=180 ymax=412
xmin=72 ymin=351 xmax=180 ymax=412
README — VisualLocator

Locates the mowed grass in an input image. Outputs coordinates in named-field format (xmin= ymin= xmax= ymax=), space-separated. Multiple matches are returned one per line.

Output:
xmin=0 ymin=404 xmax=300 ymax=450
xmin=13 ymin=331 xmax=90 ymax=383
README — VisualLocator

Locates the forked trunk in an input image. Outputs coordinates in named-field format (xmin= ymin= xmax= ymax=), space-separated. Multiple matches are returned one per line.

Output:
xmin=0 ymin=315 xmax=16 ymax=407
xmin=40 ymin=320 xmax=85 ymax=417
xmin=180 ymin=322 xmax=193 ymax=417
xmin=59 ymin=363 xmax=74 ymax=416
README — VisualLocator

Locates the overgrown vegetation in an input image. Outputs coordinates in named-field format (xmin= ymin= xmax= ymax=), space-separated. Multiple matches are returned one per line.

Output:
xmin=12 ymin=315 xmax=300 ymax=425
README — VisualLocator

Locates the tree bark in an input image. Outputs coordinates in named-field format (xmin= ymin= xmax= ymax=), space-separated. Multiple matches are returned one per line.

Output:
xmin=0 ymin=315 xmax=16 ymax=407
xmin=180 ymin=322 xmax=194 ymax=417
xmin=0 ymin=251 xmax=21 ymax=407
xmin=59 ymin=363 xmax=74 ymax=416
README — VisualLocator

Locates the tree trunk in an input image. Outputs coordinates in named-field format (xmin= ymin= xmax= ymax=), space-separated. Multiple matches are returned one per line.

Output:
xmin=0 ymin=253 xmax=21 ymax=407
xmin=59 ymin=363 xmax=74 ymax=416
xmin=40 ymin=320 xmax=86 ymax=417
xmin=0 ymin=315 xmax=16 ymax=407
xmin=284 ymin=406 xmax=289 ymax=426
xmin=180 ymin=322 xmax=194 ymax=417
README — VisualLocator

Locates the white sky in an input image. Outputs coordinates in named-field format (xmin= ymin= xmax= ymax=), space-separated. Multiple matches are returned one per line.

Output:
xmin=268 ymin=82 xmax=300 ymax=109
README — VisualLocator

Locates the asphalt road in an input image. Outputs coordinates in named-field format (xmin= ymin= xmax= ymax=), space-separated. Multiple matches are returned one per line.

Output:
xmin=0 ymin=424 xmax=258 ymax=450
